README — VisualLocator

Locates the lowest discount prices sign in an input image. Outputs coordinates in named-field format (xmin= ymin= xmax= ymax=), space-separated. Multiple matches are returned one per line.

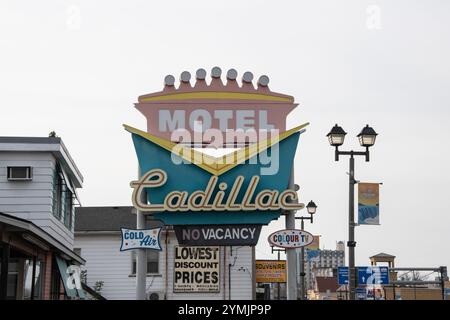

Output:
xmin=174 ymin=246 xmax=220 ymax=293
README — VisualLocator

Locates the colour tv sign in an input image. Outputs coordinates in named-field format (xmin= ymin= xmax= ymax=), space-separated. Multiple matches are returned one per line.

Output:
xmin=125 ymin=67 xmax=308 ymax=232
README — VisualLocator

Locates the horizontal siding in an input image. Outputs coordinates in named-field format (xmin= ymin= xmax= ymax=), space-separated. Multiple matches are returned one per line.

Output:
xmin=0 ymin=189 xmax=53 ymax=197
xmin=0 ymin=204 xmax=53 ymax=213
xmin=0 ymin=152 xmax=74 ymax=249
xmin=0 ymin=175 xmax=54 ymax=183
xmin=5 ymin=211 xmax=52 ymax=220
xmin=0 ymin=182 xmax=53 ymax=190
xmin=0 ymin=197 xmax=52 ymax=205
xmin=0 ymin=160 xmax=55 ymax=168
xmin=75 ymin=233 xmax=254 ymax=300
xmin=35 ymin=218 xmax=74 ymax=249
xmin=75 ymin=235 xmax=159 ymax=300
xmin=0 ymin=152 xmax=56 ymax=161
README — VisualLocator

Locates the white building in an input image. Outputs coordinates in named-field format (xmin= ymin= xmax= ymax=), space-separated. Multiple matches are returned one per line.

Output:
xmin=74 ymin=206 xmax=255 ymax=300
xmin=0 ymin=136 xmax=85 ymax=300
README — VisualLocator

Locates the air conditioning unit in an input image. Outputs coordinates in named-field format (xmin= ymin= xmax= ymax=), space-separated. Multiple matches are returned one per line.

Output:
xmin=7 ymin=166 xmax=32 ymax=181
xmin=147 ymin=291 xmax=165 ymax=300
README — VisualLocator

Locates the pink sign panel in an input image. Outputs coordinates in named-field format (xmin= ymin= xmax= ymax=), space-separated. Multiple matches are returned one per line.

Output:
xmin=134 ymin=67 xmax=298 ymax=146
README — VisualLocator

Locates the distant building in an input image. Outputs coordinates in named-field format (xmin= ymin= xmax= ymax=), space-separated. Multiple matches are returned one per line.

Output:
xmin=297 ymin=241 xmax=345 ymax=293
xmin=310 ymin=276 xmax=339 ymax=300
xmin=369 ymin=252 xmax=447 ymax=300
xmin=336 ymin=241 xmax=345 ymax=252
xmin=0 ymin=136 xmax=85 ymax=300
xmin=74 ymin=206 xmax=163 ymax=300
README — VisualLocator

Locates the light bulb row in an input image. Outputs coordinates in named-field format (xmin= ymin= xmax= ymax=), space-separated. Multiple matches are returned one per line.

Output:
xmin=163 ymin=67 xmax=270 ymax=87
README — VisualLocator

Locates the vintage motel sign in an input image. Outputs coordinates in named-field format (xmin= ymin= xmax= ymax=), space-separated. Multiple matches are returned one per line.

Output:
xmin=134 ymin=67 xmax=297 ymax=144
xmin=125 ymin=68 xmax=308 ymax=239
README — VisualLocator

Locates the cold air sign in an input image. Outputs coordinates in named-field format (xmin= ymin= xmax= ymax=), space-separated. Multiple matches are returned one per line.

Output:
xmin=120 ymin=227 xmax=162 ymax=251
xmin=174 ymin=246 xmax=220 ymax=293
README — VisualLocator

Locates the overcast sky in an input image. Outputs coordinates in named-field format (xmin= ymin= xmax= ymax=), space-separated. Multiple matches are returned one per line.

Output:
xmin=1 ymin=0 xmax=449 ymax=270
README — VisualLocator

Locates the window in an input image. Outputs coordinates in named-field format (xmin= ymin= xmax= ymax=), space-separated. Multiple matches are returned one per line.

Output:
xmin=131 ymin=251 xmax=159 ymax=275
xmin=23 ymin=259 xmax=43 ymax=300
xmin=7 ymin=166 xmax=32 ymax=180
xmin=6 ymin=260 xmax=19 ymax=300
xmin=52 ymin=170 xmax=63 ymax=219
xmin=52 ymin=167 xmax=74 ymax=230
xmin=64 ymin=189 xmax=73 ymax=229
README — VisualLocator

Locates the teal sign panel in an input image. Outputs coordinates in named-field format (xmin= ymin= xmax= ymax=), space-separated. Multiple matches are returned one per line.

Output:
xmin=129 ymin=131 xmax=303 ymax=225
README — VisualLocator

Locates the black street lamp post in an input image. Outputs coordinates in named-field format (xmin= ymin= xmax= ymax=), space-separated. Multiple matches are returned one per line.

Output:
xmin=296 ymin=200 xmax=318 ymax=300
xmin=271 ymin=246 xmax=285 ymax=300
xmin=326 ymin=124 xmax=378 ymax=300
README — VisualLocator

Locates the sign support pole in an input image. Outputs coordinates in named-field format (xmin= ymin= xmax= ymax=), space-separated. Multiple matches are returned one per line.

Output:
xmin=136 ymin=168 xmax=147 ymax=300
xmin=299 ymin=219 xmax=306 ymax=300
xmin=348 ymin=156 xmax=356 ymax=300
xmin=285 ymin=167 xmax=298 ymax=300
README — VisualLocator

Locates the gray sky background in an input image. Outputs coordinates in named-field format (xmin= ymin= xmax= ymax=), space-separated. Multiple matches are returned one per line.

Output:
xmin=1 ymin=1 xmax=449 ymax=269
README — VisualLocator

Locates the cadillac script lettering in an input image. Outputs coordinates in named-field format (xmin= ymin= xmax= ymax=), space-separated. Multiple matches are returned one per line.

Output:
xmin=130 ymin=169 xmax=304 ymax=212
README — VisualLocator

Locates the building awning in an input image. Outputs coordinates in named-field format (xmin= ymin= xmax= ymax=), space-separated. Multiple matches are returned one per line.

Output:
xmin=0 ymin=212 xmax=85 ymax=265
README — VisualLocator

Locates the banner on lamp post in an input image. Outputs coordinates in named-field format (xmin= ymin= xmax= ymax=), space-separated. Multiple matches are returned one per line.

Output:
xmin=305 ymin=235 xmax=320 ymax=250
xmin=358 ymin=183 xmax=380 ymax=225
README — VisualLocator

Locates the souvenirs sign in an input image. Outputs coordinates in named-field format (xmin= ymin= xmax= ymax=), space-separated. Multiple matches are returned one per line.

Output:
xmin=120 ymin=227 xmax=162 ymax=251
xmin=174 ymin=246 xmax=220 ymax=293
xmin=174 ymin=224 xmax=262 ymax=246
xmin=268 ymin=229 xmax=314 ymax=249
xmin=255 ymin=260 xmax=287 ymax=283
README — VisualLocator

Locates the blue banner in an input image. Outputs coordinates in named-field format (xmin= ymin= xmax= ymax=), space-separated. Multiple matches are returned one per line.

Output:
xmin=358 ymin=183 xmax=380 ymax=225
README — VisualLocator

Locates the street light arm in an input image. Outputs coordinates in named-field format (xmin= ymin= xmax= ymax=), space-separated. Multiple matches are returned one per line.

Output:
xmin=335 ymin=148 xmax=371 ymax=162
xmin=294 ymin=216 xmax=313 ymax=220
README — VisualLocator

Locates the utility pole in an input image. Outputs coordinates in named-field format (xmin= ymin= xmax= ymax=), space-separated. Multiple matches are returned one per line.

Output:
xmin=136 ymin=168 xmax=147 ymax=300
xmin=271 ymin=246 xmax=285 ymax=300
xmin=299 ymin=219 xmax=306 ymax=300
xmin=285 ymin=167 xmax=297 ymax=300
xmin=348 ymin=156 xmax=356 ymax=300
xmin=326 ymin=124 xmax=378 ymax=300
